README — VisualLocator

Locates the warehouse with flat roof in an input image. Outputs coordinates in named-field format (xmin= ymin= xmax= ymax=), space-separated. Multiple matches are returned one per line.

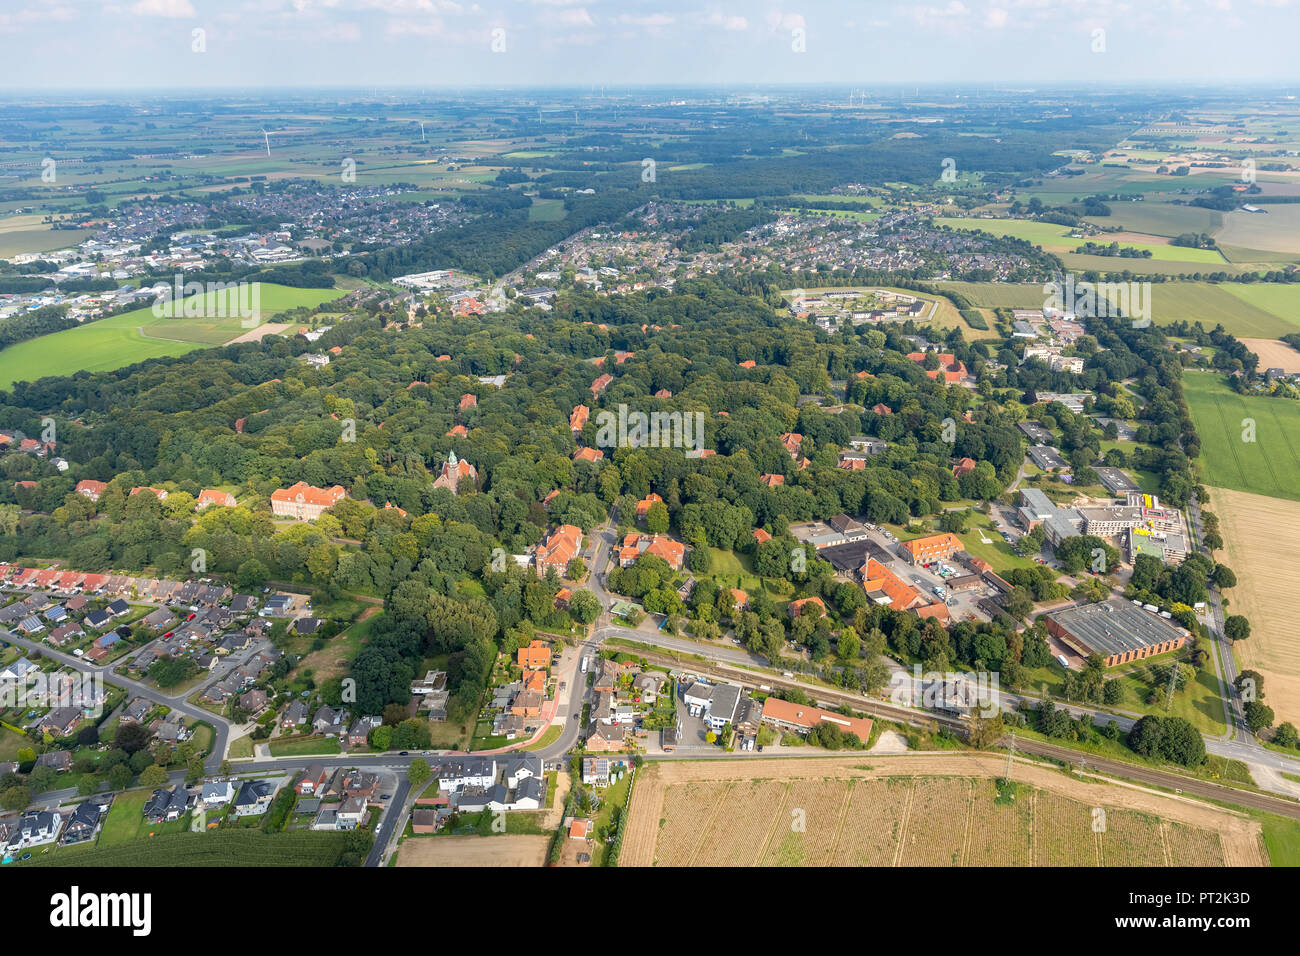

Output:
xmin=1043 ymin=599 xmax=1190 ymax=667
xmin=1094 ymin=466 xmax=1142 ymax=495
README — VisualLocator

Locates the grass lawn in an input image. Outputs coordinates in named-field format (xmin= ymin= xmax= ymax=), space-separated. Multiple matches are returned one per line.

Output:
xmin=1252 ymin=810 xmax=1300 ymax=867
xmin=1107 ymin=660 xmax=1228 ymax=736
xmin=528 ymin=198 xmax=566 ymax=221
xmin=703 ymin=548 xmax=785 ymax=597
xmin=937 ymin=281 xmax=1049 ymax=310
xmin=268 ymin=736 xmax=341 ymax=757
xmin=1182 ymin=370 xmax=1300 ymax=501
xmin=0 ymin=726 xmax=27 ymax=762
xmin=98 ymin=789 xmax=188 ymax=846
xmin=228 ymin=734 xmax=254 ymax=759
xmin=949 ymin=511 xmax=1038 ymax=573
xmin=428 ymin=719 xmax=471 ymax=751
xmin=522 ymin=725 xmax=563 ymax=751
xmin=590 ymin=770 xmax=632 ymax=867
xmin=294 ymin=610 xmax=380 ymax=683
xmin=0 ymin=283 xmax=348 ymax=388
xmin=190 ymin=723 xmax=215 ymax=757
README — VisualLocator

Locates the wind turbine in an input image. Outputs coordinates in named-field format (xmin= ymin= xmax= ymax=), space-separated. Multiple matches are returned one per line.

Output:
xmin=419 ymin=120 xmax=426 ymax=143
xmin=261 ymin=128 xmax=271 ymax=157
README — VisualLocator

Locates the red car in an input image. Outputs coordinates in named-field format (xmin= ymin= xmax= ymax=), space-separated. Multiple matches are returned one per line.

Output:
xmin=187 ymin=613 xmax=197 ymax=621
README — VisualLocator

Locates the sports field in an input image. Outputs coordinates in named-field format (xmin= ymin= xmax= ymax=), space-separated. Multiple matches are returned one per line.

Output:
xmin=0 ymin=283 xmax=346 ymax=388
xmin=1212 ymin=486 xmax=1300 ymax=727
xmin=620 ymin=753 xmax=1265 ymax=867
xmin=1182 ymin=371 xmax=1300 ymax=501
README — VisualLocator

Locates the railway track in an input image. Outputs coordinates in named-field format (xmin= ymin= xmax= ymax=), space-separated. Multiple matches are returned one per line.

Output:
xmin=634 ymin=647 xmax=1300 ymax=821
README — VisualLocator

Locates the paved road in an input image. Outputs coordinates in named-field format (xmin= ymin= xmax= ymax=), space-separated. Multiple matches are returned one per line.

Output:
xmin=366 ymin=775 xmax=411 ymax=867
xmin=1188 ymin=491 xmax=1242 ymax=736
xmin=3 ymin=630 xmax=232 ymax=771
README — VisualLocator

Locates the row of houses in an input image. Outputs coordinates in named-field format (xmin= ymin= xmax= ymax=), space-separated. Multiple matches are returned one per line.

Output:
xmin=0 ymin=563 xmax=235 ymax=609
xmin=1 ymin=797 xmax=110 ymax=852
xmin=675 ymin=677 xmax=874 ymax=748
xmin=75 ymin=480 xmax=236 ymax=510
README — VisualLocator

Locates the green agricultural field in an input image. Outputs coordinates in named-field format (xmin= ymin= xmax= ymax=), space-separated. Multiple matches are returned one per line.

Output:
xmin=1216 ymin=205 xmax=1300 ymax=258
xmin=27 ymin=828 xmax=353 ymax=867
xmin=1221 ymin=284 xmax=1300 ymax=330
xmin=1182 ymin=371 xmax=1300 ymax=501
xmin=1149 ymin=282 xmax=1300 ymax=337
xmin=0 ymin=282 xmax=346 ymax=388
xmin=937 ymin=281 xmax=1049 ymax=309
xmin=787 ymin=193 xmax=883 ymax=207
xmin=528 ymin=198 xmax=566 ymax=221
xmin=0 ymin=227 xmax=96 ymax=258
xmin=1088 ymin=200 xmax=1224 ymax=238
xmin=936 ymin=217 xmax=1227 ymax=263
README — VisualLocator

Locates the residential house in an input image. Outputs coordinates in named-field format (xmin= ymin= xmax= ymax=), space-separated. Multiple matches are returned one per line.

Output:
xmin=517 ymin=639 xmax=552 ymax=670
xmin=346 ymin=715 xmax=382 ymax=748
xmin=201 ymin=781 xmax=234 ymax=807
xmin=75 ymin=479 xmax=108 ymax=502
xmin=584 ymin=722 xmax=627 ymax=752
xmin=143 ymin=785 xmax=191 ymax=824
xmin=10 ymin=810 xmax=61 ymax=849
xmin=233 ymin=780 xmax=275 ymax=817
xmin=295 ymin=764 xmax=330 ymax=796
xmin=196 ymin=489 xmax=237 ymax=509
xmin=62 ymin=799 xmax=107 ymax=845
xmin=239 ymin=689 xmax=269 ymax=713
xmin=617 ymin=533 xmax=685 ymax=570
xmin=35 ymin=750 xmax=73 ymax=772
xmin=281 ymin=699 xmax=310 ymax=732
xmin=312 ymin=706 xmax=349 ymax=736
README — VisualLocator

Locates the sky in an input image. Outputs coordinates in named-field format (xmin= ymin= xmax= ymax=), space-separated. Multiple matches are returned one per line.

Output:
xmin=1 ymin=0 xmax=1298 ymax=90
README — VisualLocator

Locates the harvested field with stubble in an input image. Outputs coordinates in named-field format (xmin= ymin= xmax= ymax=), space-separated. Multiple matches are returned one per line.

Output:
xmin=1212 ymin=485 xmax=1300 ymax=726
xmin=394 ymin=834 xmax=549 ymax=867
xmin=620 ymin=753 xmax=1265 ymax=867
xmin=1240 ymin=338 xmax=1300 ymax=374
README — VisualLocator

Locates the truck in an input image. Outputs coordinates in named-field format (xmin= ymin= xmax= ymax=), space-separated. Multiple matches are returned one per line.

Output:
xmin=580 ymin=657 xmax=589 ymax=674
xmin=1057 ymin=654 xmax=1070 ymax=668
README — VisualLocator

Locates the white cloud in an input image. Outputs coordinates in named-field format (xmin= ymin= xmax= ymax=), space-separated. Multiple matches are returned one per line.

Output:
xmin=703 ymin=11 xmax=748 ymax=30
xmin=765 ymin=11 xmax=806 ymax=32
xmin=321 ymin=20 xmax=361 ymax=39
xmin=556 ymin=6 xmax=593 ymax=26
xmin=128 ymin=0 xmax=197 ymax=16
xmin=615 ymin=13 xmax=674 ymax=26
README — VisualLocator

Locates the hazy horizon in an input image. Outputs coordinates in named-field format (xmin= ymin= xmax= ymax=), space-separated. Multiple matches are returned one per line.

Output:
xmin=2 ymin=0 xmax=1298 ymax=90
